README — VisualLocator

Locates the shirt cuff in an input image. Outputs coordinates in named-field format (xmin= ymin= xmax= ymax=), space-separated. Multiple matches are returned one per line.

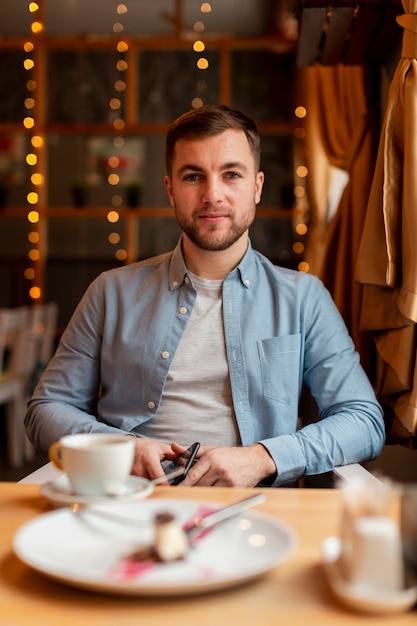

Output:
xmin=259 ymin=434 xmax=306 ymax=486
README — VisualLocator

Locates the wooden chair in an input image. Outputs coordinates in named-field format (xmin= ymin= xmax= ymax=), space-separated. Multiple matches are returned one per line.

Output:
xmin=26 ymin=302 xmax=59 ymax=396
xmin=0 ymin=307 xmax=31 ymax=467
xmin=0 ymin=303 xmax=58 ymax=468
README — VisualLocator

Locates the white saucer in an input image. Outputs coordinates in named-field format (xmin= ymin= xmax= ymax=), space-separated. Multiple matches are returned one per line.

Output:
xmin=321 ymin=536 xmax=417 ymax=616
xmin=40 ymin=474 xmax=154 ymax=506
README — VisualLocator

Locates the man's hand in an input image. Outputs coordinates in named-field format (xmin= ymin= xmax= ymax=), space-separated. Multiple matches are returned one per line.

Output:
xmin=128 ymin=436 xmax=177 ymax=483
xmin=171 ymin=441 xmax=276 ymax=487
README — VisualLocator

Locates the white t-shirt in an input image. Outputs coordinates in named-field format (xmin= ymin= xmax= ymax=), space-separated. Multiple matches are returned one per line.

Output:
xmin=138 ymin=272 xmax=241 ymax=446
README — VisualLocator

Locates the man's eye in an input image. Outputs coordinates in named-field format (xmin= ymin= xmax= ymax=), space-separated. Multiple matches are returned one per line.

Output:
xmin=226 ymin=171 xmax=240 ymax=179
xmin=183 ymin=173 xmax=200 ymax=181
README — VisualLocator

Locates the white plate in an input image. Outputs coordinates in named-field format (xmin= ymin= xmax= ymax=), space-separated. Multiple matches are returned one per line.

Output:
xmin=321 ymin=537 xmax=417 ymax=616
xmin=13 ymin=498 xmax=297 ymax=596
xmin=40 ymin=474 xmax=154 ymax=506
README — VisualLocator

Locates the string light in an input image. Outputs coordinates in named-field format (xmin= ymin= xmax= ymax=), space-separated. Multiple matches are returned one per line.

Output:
xmin=191 ymin=3 xmax=213 ymax=109
xmin=24 ymin=1 xmax=44 ymax=300
xmin=298 ymin=261 xmax=310 ymax=273
xmin=107 ymin=210 xmax=120 ymax=224
xmin=103 ymin=3 xmax=130 ymax=262
xmin=293 ymin=103 xmax=309 ymax=272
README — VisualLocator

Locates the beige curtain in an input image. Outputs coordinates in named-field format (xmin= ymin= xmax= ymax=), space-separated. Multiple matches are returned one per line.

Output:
xmin=356 ymin=0 xmax=417 ymax=446
xmin=301 ymin=64 xmax=378 ymax=378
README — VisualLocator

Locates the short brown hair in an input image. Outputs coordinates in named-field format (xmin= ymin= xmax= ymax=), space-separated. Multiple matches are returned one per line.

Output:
xmin=165 ymin=105 xmax=261 ymax=176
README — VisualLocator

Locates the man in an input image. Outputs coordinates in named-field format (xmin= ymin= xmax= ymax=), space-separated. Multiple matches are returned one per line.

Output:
xmin=25 ymin=105 xmax=385 ymax=487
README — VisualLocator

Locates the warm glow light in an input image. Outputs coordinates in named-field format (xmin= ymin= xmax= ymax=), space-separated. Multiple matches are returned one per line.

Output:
xmin=27 ymin=210 xmax=40 ymax=223
xmin=294 ymin=185 xmax=305 ymax=198
xmin=29 ymin=2 xmax=40 ymax=12
xmin=27 ymin=191 xmax=39 ymax=204
xmin=113 ymin=22 xmax=124 ymax=34
xmin=26 ymin=153 xmax=37 ymax=165
xmin=117 ymin=4 xmax=128 ymax=14
xmin=31 ymin=135 xmax=43 ymax=148
xmin=114 ymin=136 xmax=125 ymax=148
xmin=28 ymin=231 xmax=39 ymax=243
xmin=108 ymin=232 xmax=121 ymax=244
xmin=298 ymin=261 xmax=310 ymax=273
xmin=31 ymin=173 xmax=43 ymax=185
xmin=117 ymin=41 xmax=128 ymax=52
xmin=109 ymin=98 xmax=121 ymax=110
xmin=192 ymin=97 xmax=203 ymax=109
xmin=115 ymin=80 xmax=126 ymax=92
xmin=115 ymin=249 xmax=127 ymax=261
xmin=113 ymin=118 xmax=125 ymax=130
xmin=29 ymin=286 xmax=41 ymax=300
xmin=293 ymin=241 xmax=304 ymax=254
xmin=31 ymin=21 xmax=44 ymax=34
xmin=107 ymin=210 xmax=120 ymax=223
xmin=108 ymin=156 xmax=120 ymax=168
xmin=197 ymin=58 xmax=209 ymax=69
xmin=296 ymin=166 xmax=308 ymax=178
xmin=29 ymin=249 xmax=40 ymax=261
xmin=24 ymin=59 xmax=35 ymax=70
xmin=194 ymin=21 xmax=205 ymax=32
xmin=295 ymin=223 xmax=308 ymax=236
xmin=293 ymin=206 xmax=305 ymax=218
xmin=24 ymin=97 xmax=35 ymax=109
xmin=23 ymin=117 xmax=35 ymax=129
xmin=295 ymin=106 xmax=307 ymax=118
xmin=26 ymin=80 xmax=36 ymax=91
xmin=24 ymin=267 xmax=36 ymax=280
xmin=193 ymin=40 xmax=205 ymax=52
xmin=117 ymin=60 xmax=128 ymax=71
xmin=108 ymin=173 xmax=120 ymax=186
xmin=24 ymin=42 xmax=34 ymax=52
xmin=201 ymin=3 xmax=212 ymax=13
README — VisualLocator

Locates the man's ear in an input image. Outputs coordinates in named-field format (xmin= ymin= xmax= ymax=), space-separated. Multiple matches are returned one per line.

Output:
xmin=164 ymin=175 xmax=175 ymax=207
xmin=255 ymin=171 xmax=265 ymax=205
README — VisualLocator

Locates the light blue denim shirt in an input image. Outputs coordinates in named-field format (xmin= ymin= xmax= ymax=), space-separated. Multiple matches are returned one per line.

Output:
xmin=26 ymin=237 xmax=384 ymax=485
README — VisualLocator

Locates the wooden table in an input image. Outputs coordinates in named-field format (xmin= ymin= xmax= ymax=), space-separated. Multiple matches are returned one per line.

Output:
xmin=0 ymin=482 xmax=415 ymax=626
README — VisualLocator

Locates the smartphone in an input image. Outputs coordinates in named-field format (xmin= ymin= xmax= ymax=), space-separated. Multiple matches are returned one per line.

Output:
xmin=162 ymin=442 xmax=200 ymax=485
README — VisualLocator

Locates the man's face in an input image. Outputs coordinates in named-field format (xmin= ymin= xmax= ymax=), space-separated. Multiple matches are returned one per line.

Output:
xmin=165 ymin=129 xmax=264 ymax=252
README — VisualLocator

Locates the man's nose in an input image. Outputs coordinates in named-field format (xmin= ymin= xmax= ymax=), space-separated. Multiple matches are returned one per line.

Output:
xmin=201 ymin=177 xmax=222 ymax=203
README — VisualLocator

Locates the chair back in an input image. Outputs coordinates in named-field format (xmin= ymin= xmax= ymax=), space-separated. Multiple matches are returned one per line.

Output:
xmin=0 ymin=304 xmax=58 ymax=468
xmin=0 ymin=303 xmax=58 ymax=391
xmin=25 ymin=303 xmax=59 ymax=394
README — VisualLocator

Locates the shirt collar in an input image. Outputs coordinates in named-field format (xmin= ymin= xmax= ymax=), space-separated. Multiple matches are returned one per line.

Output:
xmin=169 ymin=236 xmax=189 ymax=291
xmin=169 ymin=235 xmax=256 ymax=291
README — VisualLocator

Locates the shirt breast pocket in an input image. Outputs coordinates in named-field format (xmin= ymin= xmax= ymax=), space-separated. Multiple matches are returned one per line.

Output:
xmin=257 ymin=334 xmax=301 ymax=405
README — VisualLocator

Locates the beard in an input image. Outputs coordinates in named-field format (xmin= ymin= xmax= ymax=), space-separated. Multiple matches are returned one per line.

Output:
xmin=175 ymin=207 xmax=256 ymax=252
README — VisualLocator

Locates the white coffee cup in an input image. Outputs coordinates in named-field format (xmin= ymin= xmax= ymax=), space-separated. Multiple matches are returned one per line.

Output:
xmin=49 ymin=433 xmax=135 ymax=497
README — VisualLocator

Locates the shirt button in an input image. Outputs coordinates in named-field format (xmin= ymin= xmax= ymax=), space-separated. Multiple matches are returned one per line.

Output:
xmin=148 ymin=401 xmax=155 ymax=410
xmin=172 ymin=280 xmax=179 ymax=288
xmin=161 ymin=350 xmax=170 ymax=359
xmin=179 ymin=306 xmax=188 ymax=315
xmin=244 ymin=278 xmax=250 ymax=286
xmin=184 ymin=276 xmax=190 ymax=284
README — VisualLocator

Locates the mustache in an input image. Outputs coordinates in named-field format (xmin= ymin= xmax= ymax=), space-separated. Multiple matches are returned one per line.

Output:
xmin=195 ymin=207 xmax=231 ymax=217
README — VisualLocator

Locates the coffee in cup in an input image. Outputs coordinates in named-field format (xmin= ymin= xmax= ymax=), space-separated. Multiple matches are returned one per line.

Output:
xmin=49 ymin=433 xmax=135 ymax=497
